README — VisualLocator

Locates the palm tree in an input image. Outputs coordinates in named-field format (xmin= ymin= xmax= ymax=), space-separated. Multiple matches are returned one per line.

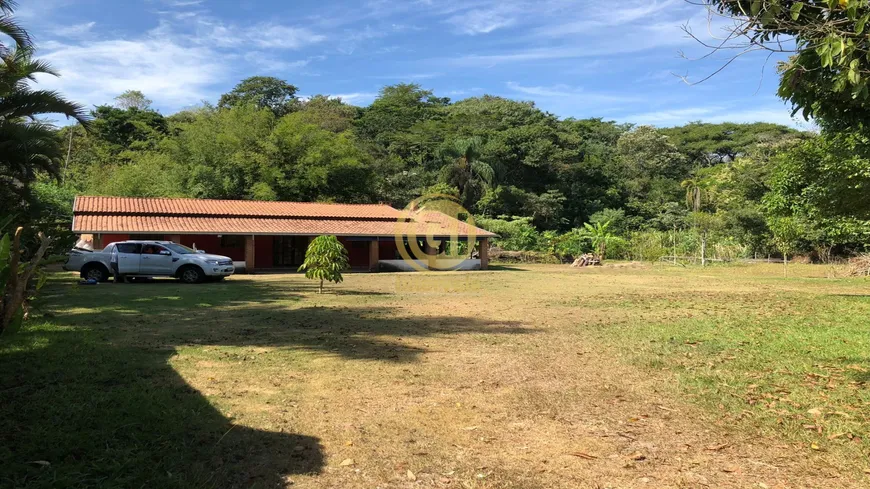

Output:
xmin=437 ymin=136 xmax=494 ymax=208
xmin=681 ymin=176 xmax=704 ymax=212
xmin=0 ymin=1 xmax=30 ymax=54
xmin=1 ymin=2 xmax=90 ymax=203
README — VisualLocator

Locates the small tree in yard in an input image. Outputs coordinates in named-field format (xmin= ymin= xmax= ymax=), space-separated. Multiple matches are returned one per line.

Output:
xmin=298 ymin=235 xmax=349 ymax=293
xmin=688 ymin=212 xmax=723 ymax=267
xmin=769 ymin=217 xmax=802 ymax=276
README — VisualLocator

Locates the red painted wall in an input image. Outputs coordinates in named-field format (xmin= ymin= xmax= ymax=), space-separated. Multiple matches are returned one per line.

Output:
xmin=178 ymin=235 xmax=245 ymax=261
xmin=254 ymin=236 xmax=274 ymax=268
xmin=100 ymin=234 xmax=129 ymax=247
xmin=338 ymin=238 xmax=369 ymax=267
xmin=379 ymin=240 xmax=399 ymax=260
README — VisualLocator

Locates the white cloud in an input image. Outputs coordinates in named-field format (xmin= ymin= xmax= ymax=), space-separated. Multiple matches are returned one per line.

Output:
xmin=506 ymin=81 xmax=576 ymax=98
xmin=623 ymin=105 xmax=804 ymax=127
xmin=368 ymin=72 xmax=440 ymax=80
xmin=165 ymin=0 xmax=203 ymax=6
xmin=328 ymin=92 xmax=378 ymax=105
xmin=197 ymin=21 xmax=326 ymax=50
xmin=335 ymin=25 xmax=387 ymax=54
xmin=14 ymin=0 xmax=74 ymax=20
xmin=54 ymin=21 xmax=96 ymax=39
xmin=243 ymin=54 xmax=311 ymax=73
xmin=623 ymin=107 xmax=719 ymax=124
xmin=36 ymin=36 xmax=228 ymax=110
xmin=26 ymin=5 xmax=329 ymax=115
xmin=535 ymin=0 xmax=685 ymax=36
xmin=449 ymin=21 xmax=692 ymax=67
xmin=255 ymin=25 xmax=327 ymax=49
xmin=446 ymin=8 xmax=516 ymax=35
xmin=504 ymin=81 xmax=644 ymax=114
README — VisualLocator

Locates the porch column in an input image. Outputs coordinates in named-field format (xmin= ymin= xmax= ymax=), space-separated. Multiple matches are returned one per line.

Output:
xmin=93 ymin=234 xmax=103 ymax=250
xmin=368 ymin=240 xmax=379 ymax=272
xmin=479 ymin=238 xmax=489 ymax=270
xmin=244 ymin=235 xmax=255 ymax=273
xmin=424 ymin=240 xmax=438 ymax=270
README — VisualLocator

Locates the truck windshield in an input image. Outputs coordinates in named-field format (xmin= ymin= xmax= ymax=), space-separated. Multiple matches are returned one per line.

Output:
xmin=163 ymin=243 xmax=197 ymax=254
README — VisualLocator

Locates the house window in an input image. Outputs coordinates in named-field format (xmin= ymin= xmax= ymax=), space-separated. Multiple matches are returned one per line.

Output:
xmin=220 ymin=235 xmax=245 ymax=248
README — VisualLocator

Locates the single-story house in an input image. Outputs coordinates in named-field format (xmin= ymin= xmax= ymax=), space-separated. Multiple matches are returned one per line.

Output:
xmin=71 ymin=196 xmax=495 ymax=272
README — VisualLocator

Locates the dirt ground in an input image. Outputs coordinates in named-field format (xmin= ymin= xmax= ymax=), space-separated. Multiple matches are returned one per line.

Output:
xmin=165 ymin=264 xmax=868 ymax=488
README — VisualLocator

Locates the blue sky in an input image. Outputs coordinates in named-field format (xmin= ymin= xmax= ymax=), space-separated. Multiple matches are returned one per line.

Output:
xmin=21 ymin=0 xmax=810 ymax=127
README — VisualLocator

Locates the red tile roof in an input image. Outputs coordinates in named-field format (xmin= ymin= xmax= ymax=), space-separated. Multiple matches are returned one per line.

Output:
xmin=72 ymin=196 xmax=496 ymax=238
xmin=74 ymin=196 xmax=402 ymax=219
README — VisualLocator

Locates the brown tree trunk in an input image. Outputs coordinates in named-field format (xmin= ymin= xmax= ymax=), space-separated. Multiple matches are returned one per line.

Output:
xmin=2 ymin=228 xmax=52 ymax=333
xmin=700 ymin=233 xmax=707 ymax=267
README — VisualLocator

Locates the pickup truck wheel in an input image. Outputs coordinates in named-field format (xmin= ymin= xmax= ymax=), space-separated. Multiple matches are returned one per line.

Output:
xmin=81 ymin=264 xmax=109 ymax=282
xmin=179 ymin=266 xmax=204 ymax=284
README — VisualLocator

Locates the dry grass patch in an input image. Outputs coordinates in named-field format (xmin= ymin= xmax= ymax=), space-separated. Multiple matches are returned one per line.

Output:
xmin=1 ymin=264 xmax=868 ymax=488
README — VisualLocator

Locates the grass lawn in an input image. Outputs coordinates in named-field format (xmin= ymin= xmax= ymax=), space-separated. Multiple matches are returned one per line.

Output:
xmin=2 ymin=263 xmax=869 ymax=488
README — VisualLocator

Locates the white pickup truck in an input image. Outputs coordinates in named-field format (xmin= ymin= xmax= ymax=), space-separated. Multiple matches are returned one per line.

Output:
xmin=64 ymin=240 xmax=235 ymax=283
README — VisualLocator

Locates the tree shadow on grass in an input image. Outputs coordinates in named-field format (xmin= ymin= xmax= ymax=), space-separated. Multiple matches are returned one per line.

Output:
xmin=1 ymin=275 xmax=531 ymax=488
xmin=0 ymin=327 xmax=323 ymax=489
xmin=41 ymin=275 xmax=529 ymax=363
xmin=486 ymin=264 xmax=532 ymax=272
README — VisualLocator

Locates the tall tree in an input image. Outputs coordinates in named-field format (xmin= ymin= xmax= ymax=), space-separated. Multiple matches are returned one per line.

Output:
xmin=764 ymin=132 xmax=870 ymax=246
xmin=437 ymin=136 xmax=494 ymax=209
xmin=661 ymin=122 xmax=798 ymax=164
xmin=681 ymin=175 xmax=708 ymax=212
xmin=218 ymin=76 xmax=298 ymax=117
xmin=698 ymin=1 xmax=870 ymax=130
xmin=296 ymin=95 xmax=359 ymax=133
xmin=614 ymin=126 xmax=688 ymax=219
xmin=1 ymin=46 xmax=89 ymax=209
xmin=90 ymin=104 xmax=168 ymax=153
xmin=114 ymin=90 xmax=152 ymax=111
xmin=355 ymin=83 xmax=449 ymax=161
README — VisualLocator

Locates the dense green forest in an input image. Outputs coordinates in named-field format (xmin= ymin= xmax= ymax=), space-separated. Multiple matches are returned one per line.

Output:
xmin=10 ymin=76 xmax=862 ymax=262
xmin=7 ymin=0 xmax=870 ymax=263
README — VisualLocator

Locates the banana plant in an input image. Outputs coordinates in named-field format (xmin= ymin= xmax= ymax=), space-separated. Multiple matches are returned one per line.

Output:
xmin=582 ymin=220 xmax=615 ymax=261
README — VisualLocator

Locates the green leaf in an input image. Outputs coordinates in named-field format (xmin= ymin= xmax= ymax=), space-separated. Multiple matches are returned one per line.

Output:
xmin=857 ymin=13 xmax=869 ymax=34
xmin=750 ymin=0 xmax=762 ymax=16
xmin=790 ymin=2 xmax=804 ymax=20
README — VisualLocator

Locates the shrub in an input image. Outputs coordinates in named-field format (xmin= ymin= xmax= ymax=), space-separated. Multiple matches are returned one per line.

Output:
xmin=298 ymin=235 xmax=349 ymax=293
xmin=626 ymin=230 xmax=669 ymax=262
xmin=476 ymin=216 xmax=541 ymax=251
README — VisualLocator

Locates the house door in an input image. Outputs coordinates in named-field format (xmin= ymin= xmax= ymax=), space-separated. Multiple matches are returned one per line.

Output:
xmin=273 ymin=236 xmax=308 ymax=267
